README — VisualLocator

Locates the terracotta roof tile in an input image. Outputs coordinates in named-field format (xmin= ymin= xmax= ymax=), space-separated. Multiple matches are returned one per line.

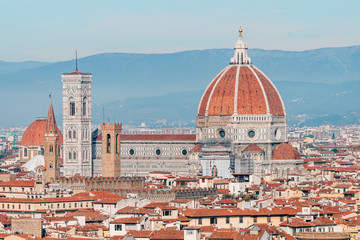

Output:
xmin=273 ymin=143 xmax=301 ymax=160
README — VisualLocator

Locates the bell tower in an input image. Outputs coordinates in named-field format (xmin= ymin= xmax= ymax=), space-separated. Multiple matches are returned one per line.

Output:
xmin=43 ymin=97 xmax=60 ymax=182
xmin=62 ymin=63 xmax=93 ymax=177
xmin=101 ymin=123 xmax=122 ymax=177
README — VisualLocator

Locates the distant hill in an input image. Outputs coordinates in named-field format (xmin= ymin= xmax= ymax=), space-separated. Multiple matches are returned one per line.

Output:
xmin=1 ymin=46 xmax=360 ymax=127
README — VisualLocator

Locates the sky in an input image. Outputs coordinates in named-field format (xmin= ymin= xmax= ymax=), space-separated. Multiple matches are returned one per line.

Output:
xmin=0 ymin=0 xmax=359 ymax=62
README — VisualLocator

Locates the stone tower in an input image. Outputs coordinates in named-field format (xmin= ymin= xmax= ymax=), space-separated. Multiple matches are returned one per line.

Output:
xmin=101 ymin=123 xmax=122 ymax=177
xmin=62 ymin=68 xmax=92 ymax=177
xmin=43 ymin=97 xmax=60 ymax=182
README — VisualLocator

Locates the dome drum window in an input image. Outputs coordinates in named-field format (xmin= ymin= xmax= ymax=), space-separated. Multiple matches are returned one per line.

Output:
xmin=128 ymin=149 xmax=135 ymax=156
xmin=218 ymin=129 xmax=226 ymax=138
xmin=181 ymin=149 xmax=188 ymax=157
xmin=248 ymin=130 xmax=256 ymax=139
xmin=155 ymin=149 xmax=161 ymax=157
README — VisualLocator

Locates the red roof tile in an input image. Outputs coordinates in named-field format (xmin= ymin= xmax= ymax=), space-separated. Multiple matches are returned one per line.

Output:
xmin=21 ymin=119 xmax=63 ymax=146
xmin=198 ymin=65 xmax=284 ymax=117
xmin=243 ymin=144 xmax=263 ymax=152
xmin=273 ymin=143 xmax=301 ymax=160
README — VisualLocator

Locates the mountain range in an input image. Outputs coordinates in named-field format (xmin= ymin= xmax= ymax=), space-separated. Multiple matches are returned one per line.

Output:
xmin=1 ymin=45 xmax=360 ymax=128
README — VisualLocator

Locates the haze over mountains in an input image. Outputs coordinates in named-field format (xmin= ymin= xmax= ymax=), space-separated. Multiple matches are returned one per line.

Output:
xmin=1 ymin=46 xmax=360 ymax=128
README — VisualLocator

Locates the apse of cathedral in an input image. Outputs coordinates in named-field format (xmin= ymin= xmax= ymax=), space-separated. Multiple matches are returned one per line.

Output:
xmin=20 ymin=27 xmax=305 ymax=179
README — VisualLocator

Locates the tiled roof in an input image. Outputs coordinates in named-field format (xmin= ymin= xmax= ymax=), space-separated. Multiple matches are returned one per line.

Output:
xmin=198 ymin=65 xmax=284 ymax=117
xmin=184 ymin=207 xmax=297 ymax=217
xmin=116 ymin=206 xmax=153 ymax=215
xmin=67 ymin=209 xmax=109 ymax=222
xmin=280 ymin=217 xmax=315 ymax=227
xmin=111 ymin=217 xmax=141 ymax=224
xmin=190 ymin=144 xmax=201 ymax=152
xmin=21 ymin=119 xmax=63 ymax=146
xmin=273 ymin=143 xmax=301 ymax=160
xmin=143 ymin=202 xmax=170 ymax=209
xmin=243 ymin=144 xmax=263 ymax=152
xmin=0 ymin=180 xmax=34 ymax=187
xmin=150 ymin=229 xmax=184 ymax=240
xmin=312 ymin=216 xmax=336 ymax=226
xmin=63 ymin=70 xmax=91 ymax=75
xmin=126 ymin=230 xmax=155 ymax=238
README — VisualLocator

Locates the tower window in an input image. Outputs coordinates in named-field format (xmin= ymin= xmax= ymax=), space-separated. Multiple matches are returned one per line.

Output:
xmin=68 ymin=152 xmax=72 ymax=160
xmin=73 ymin=130 xmax=76 ymax=139
xmin=73 ymin=151 xmax=77 ymax=160
xmin=24 ymin=148 xmax=28 ymax=157
xmin=49 ymin=145 xmax=53 ymax=154
xmin=107 ymin=134 xmax=111 ymax=153
xmin=70 ymin=99 xmax=75 ymax=116
xmin=83 ymin=97 xmax=87 ymax=116
xmin=68 ymin=130 xmax=72 ymax=139
xmin=116 ymin=134 xmax=119 ymax=154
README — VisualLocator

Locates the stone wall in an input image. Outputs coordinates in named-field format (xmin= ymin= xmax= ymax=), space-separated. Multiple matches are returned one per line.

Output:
xmin=11 ymin=218 xmax=42 ymax=237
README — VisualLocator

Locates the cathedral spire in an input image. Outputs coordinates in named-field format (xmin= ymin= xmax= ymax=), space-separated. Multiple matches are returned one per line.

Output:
xmin=230 ymin=26 xmax=251 ymax=65
xmin=46 ymin=95 xmax=57 ymax=133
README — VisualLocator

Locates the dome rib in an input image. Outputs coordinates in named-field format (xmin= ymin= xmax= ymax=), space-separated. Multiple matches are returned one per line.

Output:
xmin=249 ymin=67 xmax=270 ymax=114
xmin=197 ymin=65 xmax=285 ymax=117
xmin=253 ymin=67 xmax=285 ymax=116
xmin=208 ymin=67 xmax=236 ymax=116
xmin=204 ymin=66 xmax=230 ymax=116
xmin=198 ymin=68 xmax=226 ymax=116
xmin=233 ymin=65 xmax=241 ymax=114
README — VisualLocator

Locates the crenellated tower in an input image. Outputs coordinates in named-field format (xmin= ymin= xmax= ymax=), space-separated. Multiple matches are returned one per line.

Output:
xmin=101 ymin=123 xmax=122 ymax=177
xmin=62 ymin=67 xmax=93 ymax=177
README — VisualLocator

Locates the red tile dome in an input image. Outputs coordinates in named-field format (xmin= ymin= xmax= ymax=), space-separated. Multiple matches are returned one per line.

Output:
xmin=198 ymin=65 xmax=285 ymax=117
xmin=272 ymin=143 xmax=301 ymax=160
xmin=21 ymin=119 xmax=63 ymax=147
xmin=197 ymin=28 xmax=285 ymax=117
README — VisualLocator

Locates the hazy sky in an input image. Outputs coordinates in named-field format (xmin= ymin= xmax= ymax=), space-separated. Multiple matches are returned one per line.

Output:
xmin=0 ymin=0 xmax=359 ymax=61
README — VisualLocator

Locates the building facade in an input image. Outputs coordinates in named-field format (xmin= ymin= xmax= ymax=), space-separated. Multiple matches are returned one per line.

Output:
xmin=62 ymin=69 xmax=93 ymax=177
xmin=195 ymin=28 xmax=302 ymax=178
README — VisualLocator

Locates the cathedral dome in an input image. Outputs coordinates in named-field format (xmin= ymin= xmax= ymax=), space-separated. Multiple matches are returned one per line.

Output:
xmin=272 ymin=143 xmax=301 ymax=160
xmin=21 ymin=119 xmax=63 ymax=147
xmin=197 ymin=28 xmax=285 ymax=117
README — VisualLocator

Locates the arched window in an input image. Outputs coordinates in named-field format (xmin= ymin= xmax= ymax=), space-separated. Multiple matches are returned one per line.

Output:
xmin=24 ymin=148 xmax=28 ymax=157
xmin=69 ymin=98 xmax=75 ymax=116
xmin=49 ymin=162 xmax=53 ymax=168
xmin=49 ymin=145 xmax=53 ymax=154
xmin=73 ymin=151 xmax=77 ymax=160
xmin=73 ymin=130 xmax=76 ymax=139
xmin=83 ymin=97 xmax=87 ymax=116
xmin=287 ymin=168 xmax=290 ymax=177
xmin=116 ymin=134 xmax=119 ymax=154
xmin=68 ymin=152 xmax=72 ymax=160
xmin=68 ymin=130 xmax=72 ymax=139
xmin=107 ymin=134 xmax=111 ymax=153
